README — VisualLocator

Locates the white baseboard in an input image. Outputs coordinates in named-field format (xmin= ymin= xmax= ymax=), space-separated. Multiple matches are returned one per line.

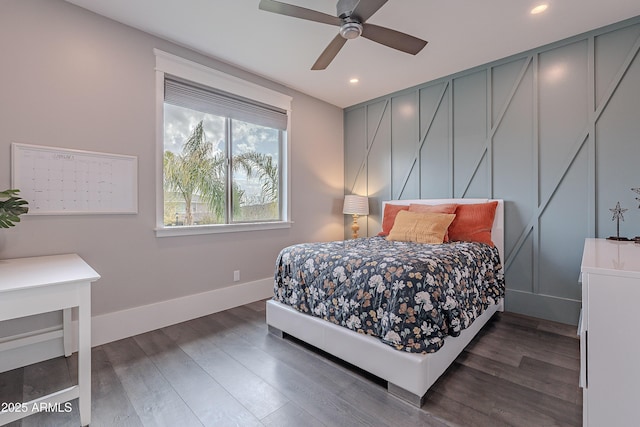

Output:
xmin=0 ymin=278 xmax=273 ymax=372
xmin=91 ymin=277 xmax=273 ymax=347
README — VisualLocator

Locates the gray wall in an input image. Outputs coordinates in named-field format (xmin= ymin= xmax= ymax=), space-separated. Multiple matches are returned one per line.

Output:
xmin=344 ymin=17 xmax=640 ymax=325
xmin=0 ymin=0 xmax=344 ymax=321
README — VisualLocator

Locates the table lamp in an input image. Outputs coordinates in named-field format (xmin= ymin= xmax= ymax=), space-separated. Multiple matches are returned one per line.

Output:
xmin=343 ymin=195 xmax=369 ymax=239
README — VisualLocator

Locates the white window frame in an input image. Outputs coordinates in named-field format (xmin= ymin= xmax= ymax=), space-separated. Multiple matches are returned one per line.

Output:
xmin=154 ymin=49 xmax=292 ymax=237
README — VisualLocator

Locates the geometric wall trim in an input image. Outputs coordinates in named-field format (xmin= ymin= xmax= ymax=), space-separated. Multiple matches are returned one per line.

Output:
xmin=344 ymin=16 xmax=640 ymax=325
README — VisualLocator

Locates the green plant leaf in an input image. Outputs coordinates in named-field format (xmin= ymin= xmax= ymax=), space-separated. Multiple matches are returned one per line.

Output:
xmin=0 ymin=189 xmax=29 ymax=228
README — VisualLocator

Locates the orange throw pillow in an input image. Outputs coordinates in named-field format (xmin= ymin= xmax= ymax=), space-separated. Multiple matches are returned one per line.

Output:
xmin=408 ymin=203 xmax=458 ymax=241
xmin=378 ymin=204 xmax=409 ymax=236
xmin=448 ymin=201 xmax=498 ymax=246
xmin=386 ymin=211 xmax=456 ymax=244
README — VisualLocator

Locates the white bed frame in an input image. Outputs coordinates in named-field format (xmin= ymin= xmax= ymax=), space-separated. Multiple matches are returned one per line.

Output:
xmin=266 ymin=199 xmax=504 ymax=406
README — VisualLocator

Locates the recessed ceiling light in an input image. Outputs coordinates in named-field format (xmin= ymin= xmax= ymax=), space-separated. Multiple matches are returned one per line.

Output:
xmin=530 ymin=4 xmax=548 ymax=14
xmin=349 ymin=78 xmax=359 ymax=84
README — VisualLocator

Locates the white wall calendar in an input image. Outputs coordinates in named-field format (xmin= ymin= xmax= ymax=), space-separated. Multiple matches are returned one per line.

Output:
xmin=11 ymin=143 xmax=138 ymax=215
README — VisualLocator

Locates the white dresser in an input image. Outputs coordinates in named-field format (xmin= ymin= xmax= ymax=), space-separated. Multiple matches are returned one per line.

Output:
xmin=580 ymin=238 xmax=640 ymax=427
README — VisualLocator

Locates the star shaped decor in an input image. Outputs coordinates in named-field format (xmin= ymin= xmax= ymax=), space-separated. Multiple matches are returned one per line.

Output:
xmin=632 ymin=188 xmax=640 ymax=208
xmin=607 ymin=201 xmax=630 ymax=241
xmin=632 ymin=188 xmax=640 ymax=242
xmin=610 ymin=201 xmax=628 ymax=221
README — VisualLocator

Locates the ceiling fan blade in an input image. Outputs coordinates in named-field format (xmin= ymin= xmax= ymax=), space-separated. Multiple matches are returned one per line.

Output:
xmin=351 ymin=0 xmax=388 ymax=22
xmin=311 ymin=34 xmax=348 ymax=70
xmin=361 ymin=23 xmax=427 ymax=55
xmin=259 ymin=0 xmax=341 ymax=26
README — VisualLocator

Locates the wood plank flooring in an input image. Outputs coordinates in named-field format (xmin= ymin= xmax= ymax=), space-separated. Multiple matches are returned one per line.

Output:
xmin=0 ymin=301 xmax=582 ymax=426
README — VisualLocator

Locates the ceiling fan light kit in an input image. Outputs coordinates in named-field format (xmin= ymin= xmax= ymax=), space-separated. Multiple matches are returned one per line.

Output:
xmin=339 ymin=20 xmax=363 ymax=39
xmin=259 ymin=0 xmax=428 ymax=70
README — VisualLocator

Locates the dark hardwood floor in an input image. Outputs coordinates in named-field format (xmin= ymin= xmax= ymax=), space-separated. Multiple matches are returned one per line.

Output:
xmin=0 ymin=301 xmax=582 ymax=426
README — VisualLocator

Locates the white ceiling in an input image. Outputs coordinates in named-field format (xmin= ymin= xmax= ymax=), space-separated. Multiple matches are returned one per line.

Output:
xmin=64 ymin=0 xmax=640 ymax=108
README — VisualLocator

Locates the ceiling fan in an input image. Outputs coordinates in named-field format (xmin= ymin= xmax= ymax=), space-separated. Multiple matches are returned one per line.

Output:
xmin=258 ymin=0 xmax=428 ymax=70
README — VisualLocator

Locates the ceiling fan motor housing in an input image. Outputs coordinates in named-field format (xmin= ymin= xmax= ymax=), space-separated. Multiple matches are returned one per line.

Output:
xmin=337 ymin=0 xmax=363 ymax=39
xmin=336 ymin=0 xmax=359 ymax=19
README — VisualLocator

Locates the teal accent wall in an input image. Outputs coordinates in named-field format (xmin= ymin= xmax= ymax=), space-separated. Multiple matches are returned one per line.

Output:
xmin=343 ymin=17 xmax=640 ymax=325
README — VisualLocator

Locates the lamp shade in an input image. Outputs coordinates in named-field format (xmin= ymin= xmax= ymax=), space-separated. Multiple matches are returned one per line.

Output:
xmin=343 ymin=195 xmax=369 ymax=215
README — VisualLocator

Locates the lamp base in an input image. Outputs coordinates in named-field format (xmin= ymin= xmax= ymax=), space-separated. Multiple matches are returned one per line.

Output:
xmin=351 ymin=214 xmax=360 ymax=239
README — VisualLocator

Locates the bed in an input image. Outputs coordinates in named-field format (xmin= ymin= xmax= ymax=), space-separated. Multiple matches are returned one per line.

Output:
xmin=266 ymin=198 xmax=505 ymax=406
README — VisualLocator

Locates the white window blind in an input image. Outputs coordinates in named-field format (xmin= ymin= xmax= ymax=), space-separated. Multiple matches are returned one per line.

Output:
xmin=164 ymin=77 xmax=288 ymax=130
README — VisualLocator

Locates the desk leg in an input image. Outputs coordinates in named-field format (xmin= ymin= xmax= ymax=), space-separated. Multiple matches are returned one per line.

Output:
xmin=78 ymin=285 xmax=91 ymax=427
xmin=63 ymin=308 xmax=72 ymax=357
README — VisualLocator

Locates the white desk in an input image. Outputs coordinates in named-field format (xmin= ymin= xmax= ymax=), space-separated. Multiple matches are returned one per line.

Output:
xmin=0 ymin=254 xmax=100 ymax=426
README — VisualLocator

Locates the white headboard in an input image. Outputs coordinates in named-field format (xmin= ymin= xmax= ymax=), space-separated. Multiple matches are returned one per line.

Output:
xmin=381 ymin=199 xmax=505 ymax=263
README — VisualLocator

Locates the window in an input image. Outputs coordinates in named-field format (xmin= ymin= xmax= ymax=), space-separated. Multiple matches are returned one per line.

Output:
xmin=154 ymin=50 xmax=292 ymax=236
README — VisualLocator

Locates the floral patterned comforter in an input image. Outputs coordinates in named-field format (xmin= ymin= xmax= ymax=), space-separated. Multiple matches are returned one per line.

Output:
xmin=273 ymin=237 xmax=505 ymax=353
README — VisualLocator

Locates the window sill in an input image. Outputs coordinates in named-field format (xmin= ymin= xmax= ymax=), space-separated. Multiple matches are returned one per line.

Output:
xmin=154 ymin=221 xmax=293 ymax=237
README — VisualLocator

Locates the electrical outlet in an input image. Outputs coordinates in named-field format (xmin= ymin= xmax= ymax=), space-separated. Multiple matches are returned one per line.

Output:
xmin=233 ymin=270 xmax=240 ymax=282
